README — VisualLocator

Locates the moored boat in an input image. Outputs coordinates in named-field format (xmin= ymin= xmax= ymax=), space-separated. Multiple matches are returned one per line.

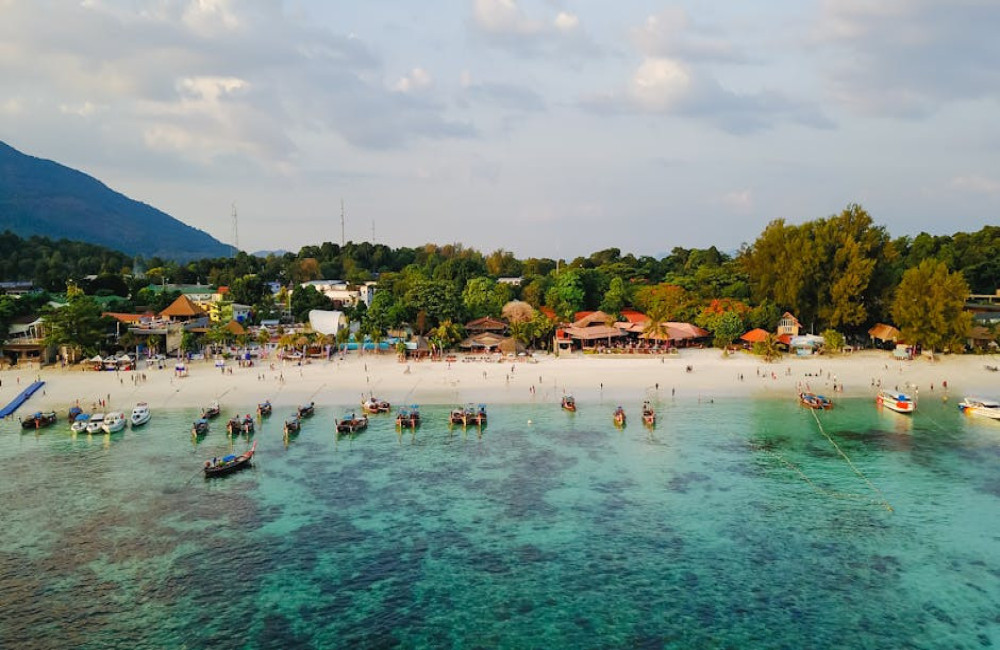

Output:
xmin=361 ymin=396 xmax=391 ymax=414
xmin=958 ymin=397 xmax=1000 ymax=420
xmin=102 ymin=412 xmax=127 ymax=433
xmin=297 ymin=402 xmax=315 ymax=418
xmin=396 ymin=406 xmax=421 ymax=429
xmin=86 ymin=413 xmax=106 ymax=434
xmin=561 ymin=395 xmax=576 ymax=412
xmin=70 ymin=412 xmax=91 ymax=433
xmin=336 ymin=413 xmax=369 ymax=434
xmin=613 ymin=406 xmax=626 ymax=427
xmin=876 ymin=390 xmax=916 ymax=414
xmin=191 ymin=418 xmax=209 ymax=436
xmin=257 ymin=401 xmax=272 ymax=418
xmin=21 ymin=411 xmax=57 ymax=430
xmin=642 ymin=401 xmax=655 ymax=427
xmin=130 ymin=403 xmax=151 ymax=427
xmin=799 ymin=391 xmax=833 ymax=410
xmin=283 ymin=416 xmax=301 ymax=436
xmin=204 ymin=441 xmax=256 ymax=477
xmin=68 ymin=405 xmax=83 ymax=422
xmin=202 ymin=401 xmax=221 ymax=419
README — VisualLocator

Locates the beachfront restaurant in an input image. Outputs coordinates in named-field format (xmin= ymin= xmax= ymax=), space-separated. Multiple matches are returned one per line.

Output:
xmin=556 ymin=311 xmax=625 ymax=352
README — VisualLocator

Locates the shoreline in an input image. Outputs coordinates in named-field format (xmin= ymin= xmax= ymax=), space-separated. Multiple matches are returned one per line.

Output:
xmin=3 ymin=349 xmax=998 ymax=416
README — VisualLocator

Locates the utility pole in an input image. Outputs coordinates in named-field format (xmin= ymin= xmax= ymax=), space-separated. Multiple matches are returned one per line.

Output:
xmin=231 ymin=202 xmax=239 ymax=257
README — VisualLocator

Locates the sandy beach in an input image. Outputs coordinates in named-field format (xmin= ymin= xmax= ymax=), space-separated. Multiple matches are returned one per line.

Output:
xmin=4 ymin=348 xmax=999 ymax=416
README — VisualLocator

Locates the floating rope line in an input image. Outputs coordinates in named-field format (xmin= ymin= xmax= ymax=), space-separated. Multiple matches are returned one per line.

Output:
xmin=752 ymin=443 xmax=886 ymax=506
xmin=810 ymin=408 xmax=893 ymax=512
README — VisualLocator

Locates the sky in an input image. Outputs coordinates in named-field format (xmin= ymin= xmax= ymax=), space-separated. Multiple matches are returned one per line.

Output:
xmin=1 ymin=0 xmax=998 ymax=259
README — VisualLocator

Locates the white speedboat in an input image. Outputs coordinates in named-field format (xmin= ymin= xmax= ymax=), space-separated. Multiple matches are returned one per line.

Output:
xmin=876 ymin=390 xmax=915 ymax=414
xmin=86 ymin=413 xmax=106 ymax=434
xmin=958 ymin=397 xmax=1000 ymax=420
xmin=130 ymin=403 xmax=151 ymax=427
xmin=70 ymin=413 xmax=91 ymax=433
xmin=102 ymin=412 xmax=127 ymax=433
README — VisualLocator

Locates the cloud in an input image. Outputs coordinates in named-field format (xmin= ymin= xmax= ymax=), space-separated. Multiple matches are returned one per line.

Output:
xmin=394 ymin=68 xmax=434 ymax=94
xmin=815 ymin=0 xmax=1000 ymax=117
xmin=584 ymin=10 xmax=832 ymax=133
xmin=950 ymin=175 xmax=1000 ymax=196
xmin=0 ymin=0 xmax=473 ymax=172
xmin=631 ymin=8 xmax=743 ymax=63
xmin=469 ymin=0 xmax=600 ymax=58
xmin=459 ymin=72 xmax=545 ymax=112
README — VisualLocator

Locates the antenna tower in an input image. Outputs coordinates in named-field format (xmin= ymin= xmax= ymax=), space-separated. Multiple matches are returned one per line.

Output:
xmin=340 ymin=199 xmax=346 ymax=247
xmin=231 ymin=202 xmax=239 ymax=256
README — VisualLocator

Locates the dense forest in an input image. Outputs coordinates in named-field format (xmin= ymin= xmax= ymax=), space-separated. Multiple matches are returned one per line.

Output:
xmin=1 ymin=205 xmax=998 ymax=353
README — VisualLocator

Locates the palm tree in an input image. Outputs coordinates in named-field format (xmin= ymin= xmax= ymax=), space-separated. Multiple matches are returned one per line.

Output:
xmin=642 ymin=300 xmax=673 ymax=345
xmin=755 ymin=333 xmax=781 ymax=363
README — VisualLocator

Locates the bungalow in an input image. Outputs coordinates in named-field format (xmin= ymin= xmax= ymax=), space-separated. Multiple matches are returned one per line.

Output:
xmin=465 ymin=316 xmax=507 ymax=334
xmin=556 ymin=311 xmax=625 ymax=352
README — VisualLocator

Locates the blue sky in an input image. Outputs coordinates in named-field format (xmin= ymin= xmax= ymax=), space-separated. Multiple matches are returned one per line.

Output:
xmin=1 ymin=0 xmax=998 ymax=258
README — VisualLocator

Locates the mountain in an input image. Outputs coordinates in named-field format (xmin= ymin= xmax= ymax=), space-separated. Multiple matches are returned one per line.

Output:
xmin=0 ymin=140 xmax=233 ymax=261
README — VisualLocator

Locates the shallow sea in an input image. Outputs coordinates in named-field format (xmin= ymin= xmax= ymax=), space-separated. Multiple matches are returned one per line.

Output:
xmin=1 ymin=396 xmax=998 ymax=649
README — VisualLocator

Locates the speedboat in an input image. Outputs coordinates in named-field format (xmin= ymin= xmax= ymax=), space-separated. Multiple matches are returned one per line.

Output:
xmin=958 ymin=397 xmax=1000 ymax=420
xmin=86 ymin=414 xmax=106 ymax=434
xmin=130 ymin=403 xmax=151 ymax=427
xmin=70 ymin=413 xmax=91 ymax=433
xmin=102 ymin=412 xmax=127 ymax=433
xmin=876 ymin=390 xmax=915 ymax=414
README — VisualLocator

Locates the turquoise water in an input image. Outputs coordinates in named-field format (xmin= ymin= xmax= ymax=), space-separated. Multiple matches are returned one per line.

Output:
xmin=1 ymin=397 xmax=998 ymax=649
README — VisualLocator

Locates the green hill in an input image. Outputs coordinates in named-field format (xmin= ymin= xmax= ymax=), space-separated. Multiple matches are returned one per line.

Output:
xmin=0 ymin=140 xmax=232 ymax=261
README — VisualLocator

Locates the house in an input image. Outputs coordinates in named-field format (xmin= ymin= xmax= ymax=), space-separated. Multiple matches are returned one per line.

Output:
xmin=298 ymin=280 xmax=370 ymax=308
xmin=2 ymin=314 xmax=47 ymax=365
xmin=777 ymin=312 xmax=801 ymax=338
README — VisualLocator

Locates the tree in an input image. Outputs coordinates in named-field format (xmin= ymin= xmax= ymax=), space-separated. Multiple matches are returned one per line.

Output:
xmin=462 ymin=277 xmax=507 ymax=320
xmin=820 ymin=328 xmax=845 ymax=355
xmin=707 ymin=310 xmax=745 ymax=350
xmin=405 ymin=279 xmax=462 ymax=330
xmin=290 ymin=285 xmax=334 ymax=323
xmin=599 ymin=276 xmax=629 ymax=319
xmin=752 ymin=333 xmax=782 ymax=362
xmin=42 ymin=295 xmax=110 ymax=356
xmin=545 ymin=269 xmax=585 ymax=321
xmin=892 ymin=259 xmax=972 ymax=352
xmin=229 ymin=275 xmax=266 ymax=307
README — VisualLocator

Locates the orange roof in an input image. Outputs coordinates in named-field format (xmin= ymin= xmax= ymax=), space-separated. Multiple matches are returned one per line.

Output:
xmin=573 ymin=311 xmax=595 ymax=322
xmin=777 ymin=334 xmax=793 ymax=346
xmin=538 ymin=306 xmax=558 ymax=320
xmin=217 ymin=286 xmax=229 ymax=294
xmin=741 ymin=328 xmax=770 ymax=343
xmin=160 ymin=294 xmax=206 ymax=318
xmin=223 ymin=320 xmax=246 ymax=335
xmin=102 ymin=311 xmax=153 ymax=323
xmin=620 ymin=310 xmax=649 ymax=324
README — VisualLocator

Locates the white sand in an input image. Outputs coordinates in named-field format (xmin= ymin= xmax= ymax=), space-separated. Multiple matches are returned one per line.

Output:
xmin=4 ymin=348 xmax=998 ymax=416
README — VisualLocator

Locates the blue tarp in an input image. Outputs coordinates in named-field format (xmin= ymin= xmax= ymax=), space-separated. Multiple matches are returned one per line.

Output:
xmin=0 ymin=381 xmax=45 ymax=418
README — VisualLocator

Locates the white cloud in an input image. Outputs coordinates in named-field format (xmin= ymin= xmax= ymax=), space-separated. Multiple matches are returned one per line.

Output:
xmin=393 ymin=67 xmax=433 ymax=94
xmin=720 ymin=189 xmax=754 ymax=211
xmin=950 ymin=175 xmax=1000 ymax=196
xmin=632 ymin=8 xmax=741 ymax=63
xmin=815 ymin=0 xmax=1000 ymax=117
xmin=0 ymin=0 xmax=473 ymax=170
xmin=473 ymin=0 xmax=540 ymax=36
xmin=553 ymin=12 xmax=579 ymax=33
xmin=629 ymin=58 xmax=693 ymax=112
